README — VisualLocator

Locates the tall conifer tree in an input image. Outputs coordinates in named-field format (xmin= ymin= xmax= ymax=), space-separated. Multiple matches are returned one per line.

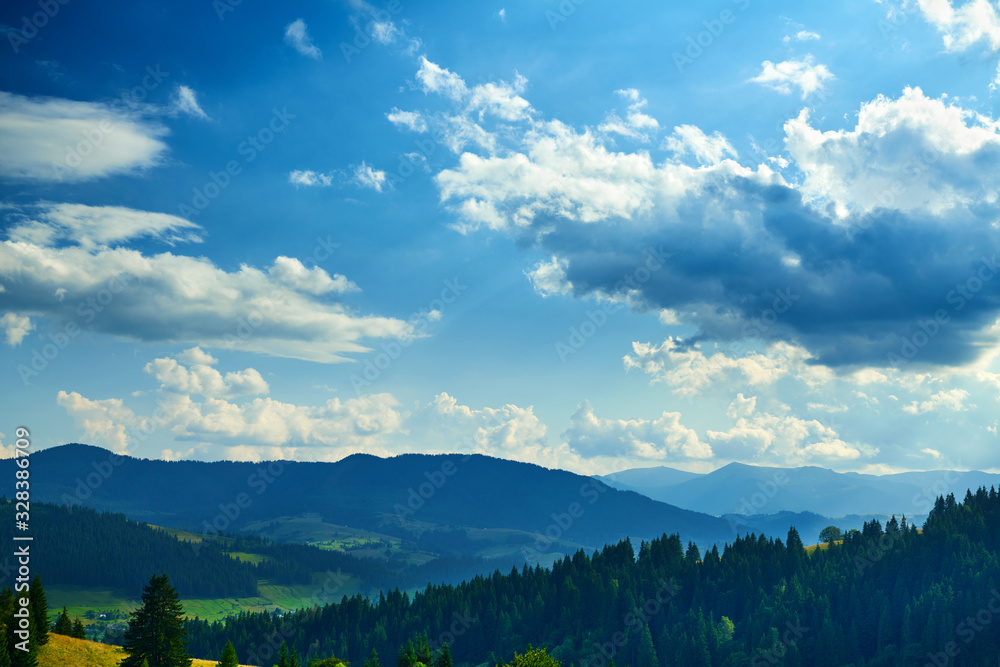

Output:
xmin=120 ymin=574 xmax=192 ymax=667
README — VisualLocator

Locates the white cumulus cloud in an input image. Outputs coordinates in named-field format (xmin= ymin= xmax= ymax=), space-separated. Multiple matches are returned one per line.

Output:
xmin=750 ymin=55 xmax=834 ymax=99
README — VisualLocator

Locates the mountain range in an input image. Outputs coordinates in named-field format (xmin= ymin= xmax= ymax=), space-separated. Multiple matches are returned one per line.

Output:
xmin=3 ymin=444 xmax=740 ymax=559
xmin=597 ymin=461 xmax=1000 ymax=517
xmin=10 ymin=444 xmax=996 ymax=566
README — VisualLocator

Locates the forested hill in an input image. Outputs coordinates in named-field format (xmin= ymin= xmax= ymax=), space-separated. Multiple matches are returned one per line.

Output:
xmin=0 ymin=500 xmax=256 ymax=597
xmin=187 ymin=487 xmax=1000 ymax=667
xmin=8 ymin=443 xmax=736 ymax=548
xmin=0 ymin=500 xmax=393 ymax=598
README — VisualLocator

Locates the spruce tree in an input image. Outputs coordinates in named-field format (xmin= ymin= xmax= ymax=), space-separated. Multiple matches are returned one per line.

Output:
xmin=434 ymin=644 xmax=452 ymax=667
xmin=218 ymin=640 xmax=238 ymax=667
xmin=120 ymin=574 xmax=192 ymax=667
xmin=636 ymin=625 xmax=658 ymax=667
xmin=415 ymin=635 xmax=432 ymax=666
xmin=364 ymin=648 xmax=381 ymax=667
xmin=71 ymin=619 xmax=86 ymax=640
xmin=397 ymin=640 xmax=416 ymax=667
xmin=0 ymin=587 xmax=12 ymax=660
xmin=53 ymin=608 xmax=72 ymax=636
xmin=28 ymin=576 xmax=47 ymax=646
xmin=276 ymin=641 xmax=289 ymax=667
xmin=497 ymin=646 xmax=560 ymax=667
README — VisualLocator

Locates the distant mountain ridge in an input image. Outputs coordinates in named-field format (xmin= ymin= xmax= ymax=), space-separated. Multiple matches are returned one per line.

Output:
xmin=11 ymin=445 xmax=983 ymax=558
xmin=3 ymin=444 xmax=747 ymax=555
xmin=598 ymin=461 xmax=1000 ymax=518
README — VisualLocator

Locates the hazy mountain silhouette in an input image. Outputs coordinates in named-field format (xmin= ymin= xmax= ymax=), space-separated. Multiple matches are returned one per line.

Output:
xmin=6 ymin=444 xmax=746 ymax=551
xmin=602 ymin=461 xmax=1000 ymax=518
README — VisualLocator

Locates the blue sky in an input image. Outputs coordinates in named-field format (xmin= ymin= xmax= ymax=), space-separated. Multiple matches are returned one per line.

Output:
xmin=2 ymin=0 xmax=1000 ymax=474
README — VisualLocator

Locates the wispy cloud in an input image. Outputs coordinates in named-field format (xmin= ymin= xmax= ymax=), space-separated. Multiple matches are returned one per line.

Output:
xmin=0 ymin=91 xmax=168 ymax=182
xmin=783 ymin=29 xmax=820 ymax=44
xmin=0 ymin=202 xmax=411 ymax=364
xmin=284 ymin=19 xmax=322 ymax=59
xmin=170 ymin=85 xmax=209 ymax=119
xmin=353 ymin=162 xmax=387 ymax=192
xmin=289 ymin=169 xmax=335 ymax=187
xmin=598 ymin=88 xmax=659 ymax=143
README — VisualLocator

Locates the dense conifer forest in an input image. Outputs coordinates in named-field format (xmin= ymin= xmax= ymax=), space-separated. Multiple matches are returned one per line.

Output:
xmin=186 ymin=488 xmax=1000 ymax=667
xmin=0 ymin=501 xmax=393 ymax=597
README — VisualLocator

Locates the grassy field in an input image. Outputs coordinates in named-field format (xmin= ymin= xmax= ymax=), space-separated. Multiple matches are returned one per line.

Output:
xmin=242 ymin=514 xmax=399 ymax=549
xmin=227 ymin=551 xmax=269 ymax=565
xmin=46 ymin=585 xmax=138 ymax=619
xmin=805 ymin=540 xmax=843 ymax=552
xmin=150 ymin=524 xmax=233 ymax=545
xmin=47 ymin=570 xmax=365 ymax=624
xmin=50 ymin=522 xmax=370 ymax=623
xmin=180 ymin=572 xmax=364 ymax=620
xmin=39 ymin=633 xmax=251 ymax=667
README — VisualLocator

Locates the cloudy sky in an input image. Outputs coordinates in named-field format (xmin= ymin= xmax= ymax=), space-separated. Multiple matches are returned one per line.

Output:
xmin=2 ymin=0 xmax=1000 ymax=474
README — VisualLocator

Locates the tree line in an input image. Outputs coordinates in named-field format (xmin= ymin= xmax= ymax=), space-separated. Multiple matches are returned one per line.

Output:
xmin=183 ymin=487 xmax=1000 ymax=666
xmin=0 ymin=500 xmax=257 ymax=598
xmin=0 ymin=501 xmax=401 ymax=598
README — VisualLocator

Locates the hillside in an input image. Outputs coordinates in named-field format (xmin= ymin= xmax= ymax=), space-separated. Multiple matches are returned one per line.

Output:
xmin=40 ymin=633 xmax=249 ymax=667
xmin=185 ymin=488 xmax=1000 ymax=667
xmin=4 ymin=444 xmax=741 ymax=553
xmin=0 ymin=499 xmax=258 ymax=598
xmin=0 ymin=499 xmax=397 ymax=598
